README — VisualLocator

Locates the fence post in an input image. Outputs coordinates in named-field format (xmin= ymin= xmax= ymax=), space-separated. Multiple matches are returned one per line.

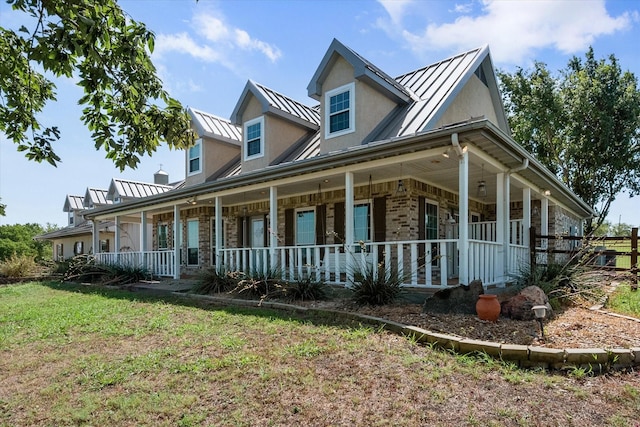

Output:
xmin=632 ymin=227 xmax=638 ymax=290
xmin=529 ymin=226 xmax=537 ymax=268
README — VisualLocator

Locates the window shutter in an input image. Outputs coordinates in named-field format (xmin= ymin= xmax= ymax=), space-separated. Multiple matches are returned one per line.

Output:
xmin=334 ymin=202 xmax=345 ymax=252
xmin=373 ymin=197 xmax=386 ymax=261
xmin=316 ymin=204 xmax=326 ymax=258
xmin=237 ymin=217 xmax=244 ymax=248
xmin=263 ymin=214 xmax=269 ymax=247
xmin=284 ymin=209 xmax=294 ymax=247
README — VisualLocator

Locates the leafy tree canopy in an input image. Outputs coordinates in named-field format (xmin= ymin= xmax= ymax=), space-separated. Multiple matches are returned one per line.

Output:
xmin=0 ymin=223 xmax=56 ymax=261
xmin=498 ymin=47 xmax=640 ymax=234
xmin=0 ymin=198 xmax=5 ymax=216
xmin=0 ymin=0 xmax=194 ymax=170
xmin=593 ymin=221 xmax=635 ymax=238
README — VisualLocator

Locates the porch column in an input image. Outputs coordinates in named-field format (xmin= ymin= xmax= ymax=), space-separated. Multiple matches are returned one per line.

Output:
xmin=345 ymin=172 xmax=354 ymax=282
xmin=503 ymin=174 xmax=511 ymax=279
xmin=114 ymin=216 xmax=121 ymax=255
xmin=541 ymin=196 xmax=549 ymax=264
xmin=92 ymin=221 xmax=99 ymax=255
xmin=269 ymin=186 xmax=278 ymax=269
xmin=140 ymin=212 xmax=148 ymax=252
xmin=495 ymin=173 xmax=505 ymax=285
xmin=458 ymin=151 xmax=469 ymax=285
xmin=215 ymin=196 xmax=222 ymax=269
xmin=173 ymin=204 xmax=181 ymax=279
xmin=522 ymin=187 xmax=531 ymax=247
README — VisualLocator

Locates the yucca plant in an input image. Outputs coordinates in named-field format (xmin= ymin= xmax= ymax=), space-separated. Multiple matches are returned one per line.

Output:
xmin=193 ymin=267 xmax=239 ymax=294
xmin=285 ymin=276 xmax=328 ymax=302
xmin=350 ymin=263 xmax=405 ymax=306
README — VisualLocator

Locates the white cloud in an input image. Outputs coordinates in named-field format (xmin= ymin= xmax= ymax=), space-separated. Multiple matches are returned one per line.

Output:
xmin=379 ymin=0 xmax=633 ymax=65
xmin=378 ymin=0 xmax=414 ymax=25
xmin=154 ymin=11 xmax=282 ymax=69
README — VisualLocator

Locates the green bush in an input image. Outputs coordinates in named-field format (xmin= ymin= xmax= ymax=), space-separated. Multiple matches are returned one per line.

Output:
xmin=350 ymin=263 xmax=404 ymax=306
xmin=284 ymin=276 xmax=328 ymax=302
xmin=193 ymin=267 xmax=239 ymax=294
xmin=0 ymin=253 xmax=37 ymax=277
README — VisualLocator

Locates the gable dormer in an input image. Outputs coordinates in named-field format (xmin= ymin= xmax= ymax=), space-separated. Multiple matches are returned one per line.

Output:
xmin=307 ymin=39 xmax=414 ymax=154
xmin=231 ymin=80 xmax=320 ymax=173
xmin=185 ymin=108 xmax=242 ymax=186
xmin=63 ymin=195 xmax=84 ymax=226
xmin=107 ymin=178 xmax=173 ymax=203
xmin=83 ymin=188 xmax=111 ymax=209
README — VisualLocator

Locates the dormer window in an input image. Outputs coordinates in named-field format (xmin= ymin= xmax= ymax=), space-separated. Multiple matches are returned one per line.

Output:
xmin=244 ymin=116 xmax=264 ymax=160
xmin=325 ymin=83 xmax=355 ymax=139
xmin=188 ymin=139 xmax=202 ymax=175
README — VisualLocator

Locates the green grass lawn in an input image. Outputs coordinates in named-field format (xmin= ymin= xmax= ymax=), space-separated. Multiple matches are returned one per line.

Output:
xmin=608 ymin=281 xmax=640 ymax=318
xmin=1 ymin=281 xmax=639 ymax=426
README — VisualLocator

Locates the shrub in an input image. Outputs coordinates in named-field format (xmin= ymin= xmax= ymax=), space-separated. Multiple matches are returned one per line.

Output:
xmin=350 ymin=263 xmax=404 ymax=306
xmin=231 ymin=267 xmax=286 ymax=299
xmin=285 ymin=276 xmax=328 ymax=302
xmin=0 ymin=253 xmax=37 ymax=277
xmin=64 ymin=255 xmax=150 ymax=286
xmin=193 ymin=267 xmax=239 ymax=294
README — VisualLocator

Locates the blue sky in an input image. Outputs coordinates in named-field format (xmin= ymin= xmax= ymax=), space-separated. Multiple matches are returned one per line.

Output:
xmin=1 ymin=0 xmax=639 ymax=227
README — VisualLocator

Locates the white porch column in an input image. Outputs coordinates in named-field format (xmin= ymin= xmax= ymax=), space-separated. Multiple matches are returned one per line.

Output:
xmin=522 ymin=187 xmax=531 ymax=247
xmin=215 ymin=196 xmax=222 ymax=269
xmin=114 ymin=216 xmax=121 ymax=255
xmin=503 ymin=174 xmax=511 ymax=279
xmin=541 ymin=196 xmax=549 ymax=263
xmin=269 ymin=186 xmax=278 ymax=269
xmin=92 ymin=221 xmax=100 ymax=255
xmin=495 ymin=173 xmax=505 ymax=285
xmin=345 ymin=172 xmax=354 ymax=282
xmin=458 ymin=151 xmax=469 ymax=285
xmin=140 ymin=212 xmax=148 ymax=252
xmin=173 ymin=204 xmax=181 ymax=279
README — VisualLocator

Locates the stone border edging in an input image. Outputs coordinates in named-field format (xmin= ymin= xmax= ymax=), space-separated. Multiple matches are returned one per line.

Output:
xmin=175 ymin=292 xmax=640 ymax=373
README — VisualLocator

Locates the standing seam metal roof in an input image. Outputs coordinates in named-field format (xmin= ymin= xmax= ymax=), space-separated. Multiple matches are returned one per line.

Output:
xmin=109 ymin=179 xmax=174 ymax=200
xmin=254 ymin=82 xmax=321 ymax=127
xmin=189 ymin=107 xmax=242 ymax=143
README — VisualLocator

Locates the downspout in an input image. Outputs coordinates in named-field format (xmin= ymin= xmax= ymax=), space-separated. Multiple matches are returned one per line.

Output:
xmin=508 ymin=158 xmax=529 ymax=174
xmin=451 ymin=133 xmax=465 ymax=157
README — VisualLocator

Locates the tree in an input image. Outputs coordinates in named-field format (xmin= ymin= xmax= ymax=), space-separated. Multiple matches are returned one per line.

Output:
xmin=0 ymin=198 xmax=5 ymax=216
xmin=498 ymin=48 xmax=640 ymax=234
xmin=0 ymin=223 xmax=54 ymax=261
xmin=0 ymin=0 xmax=194 ymax=170
xmin=593 ymin=221 xmax=633 ymax=238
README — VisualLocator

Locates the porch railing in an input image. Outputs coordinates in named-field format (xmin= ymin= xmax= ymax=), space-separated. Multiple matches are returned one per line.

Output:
xmin=469 ymin=219 xmax=524 ymax=245
xmin=95 ymin=250 xmax=175 ymax=278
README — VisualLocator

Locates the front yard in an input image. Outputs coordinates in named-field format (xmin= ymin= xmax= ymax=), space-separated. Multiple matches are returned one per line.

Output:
xmin=1 ymin=281 xmax=639 ymax=426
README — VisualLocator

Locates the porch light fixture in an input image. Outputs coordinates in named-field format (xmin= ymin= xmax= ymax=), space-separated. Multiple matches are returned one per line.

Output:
xmin=477 ymin=164 xmax=487 ymax=199
xmin=396 ymin=163 xmax=407 ymax=196
xmin=532 ymin=305 xmax=547 ymax=338
xmin=187 ymin=196 xmax=197 ymax=205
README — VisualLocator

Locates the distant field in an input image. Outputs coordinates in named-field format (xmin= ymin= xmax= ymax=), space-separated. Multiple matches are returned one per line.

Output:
xmin=603 ymin=240 xmax=632 ymax=269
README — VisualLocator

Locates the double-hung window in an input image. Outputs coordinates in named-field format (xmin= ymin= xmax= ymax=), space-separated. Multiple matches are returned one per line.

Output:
xmin=244 ymin=117 xmax=264 ymax=160
xmin=325 ymin=83 xmax=355 ymax=138
xmin=354 ymin=201 xmax=371 ymax=252
xmin=187 ymin=219 xmax=199 ymax=266
xmin=188 ymin=139 xmax=202 ymax=176
xmin=157 ymin=224 xmax=168 ymax=250
xmin=296 ymin=208 xmax=315 ymax=265
xmin=425 ymin=200 xmax=439 ymax=266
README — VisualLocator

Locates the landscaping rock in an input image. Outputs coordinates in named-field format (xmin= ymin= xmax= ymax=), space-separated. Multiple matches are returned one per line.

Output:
xmin=422 ymin=280 xmax=483 ymax=314
xmin=501 ymin=285 xmax=553 ymax=320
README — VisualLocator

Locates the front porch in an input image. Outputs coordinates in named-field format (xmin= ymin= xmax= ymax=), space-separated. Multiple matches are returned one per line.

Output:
xmin=95 ymin=219 xmax=529 ymax=289
xmin=88 ymin=128 xmax=587 ymax=290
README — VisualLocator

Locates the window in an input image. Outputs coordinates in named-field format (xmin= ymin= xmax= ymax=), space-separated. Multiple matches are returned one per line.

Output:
xmin=325 ymin=83 xmax=355 ymax=138
xmin=425 ymin=200 xmax=439 ymax=266
xmin=69 ymin=212 xmax=74 ymax=226
xmin=99 ymin=239 xmax=110 ymax=252
xmin=244 ymin=117 xmax=264 ymax=160
xmin=187 ymin=219 xmax=199 ymax=265
xmin=295 ymin=209 xmax=315 ymax=246
xmin=157 ymin=224 xmax=168 ymax=250
xmin=188 ymin=139 xmax=202 ymax=175
xmin=56 ymin=243 xmax=64 ymax=261
xmin=73 ymin=241 xmax=84 ymax=255
xmin=354 ymin=202 xmax=371 ymax=252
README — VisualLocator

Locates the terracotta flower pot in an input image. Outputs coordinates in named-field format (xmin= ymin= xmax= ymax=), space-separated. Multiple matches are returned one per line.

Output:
xmin=476 ymin=294 xmax=501 ymax=321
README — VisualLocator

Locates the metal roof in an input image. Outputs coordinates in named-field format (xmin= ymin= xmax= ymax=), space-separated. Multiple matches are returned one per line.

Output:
xmin=189 ymin=107 xmax=242 ymax=145
xmin=107 ymin=178 xmax=174 ymax=200
xmin=231 ymin=80 xmax=320 ymax=130
xmin=83 ymin=188 xmax=111 ymax=208
xmin=63 ymin=195 xmax=84 ymax=212
xmin=35 ymin=221 xmax=114 ymax=240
